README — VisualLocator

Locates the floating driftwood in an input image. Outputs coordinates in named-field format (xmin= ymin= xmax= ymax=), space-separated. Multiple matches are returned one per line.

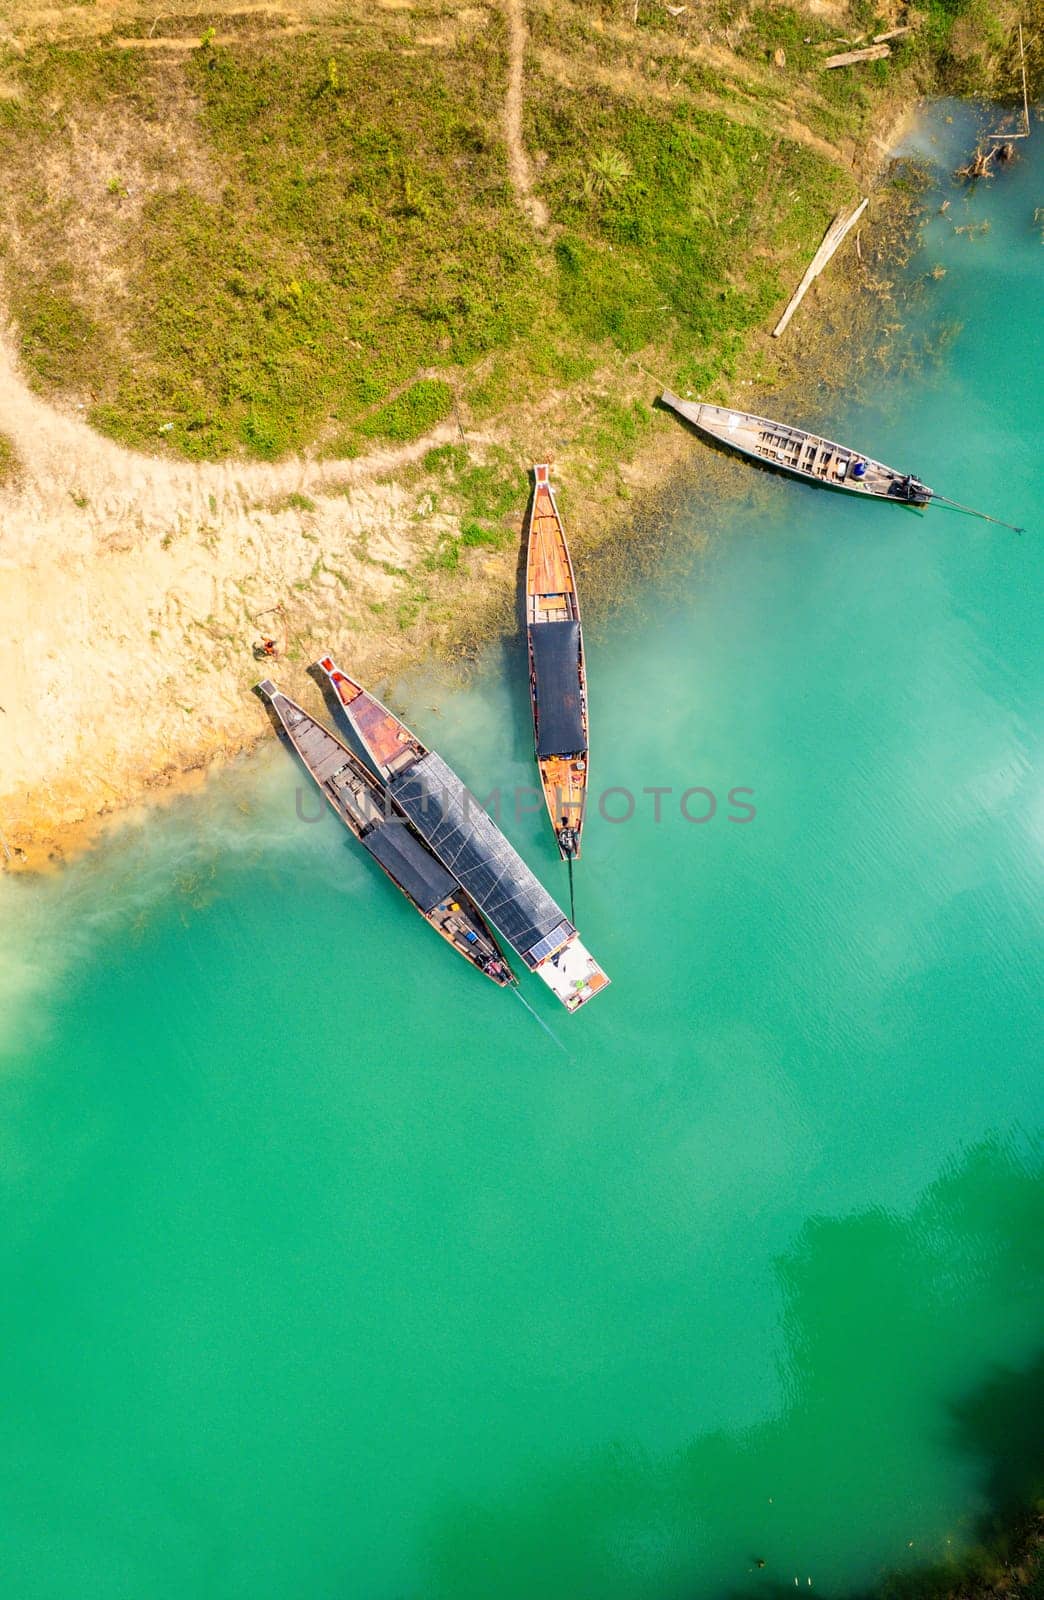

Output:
xmin=823 ymin=43 xmax=891 ymax=68
xmin=957 ymin=144 xmax=1001 ymax=179
xmin=772 ymin=197 xmax=869 ymax=337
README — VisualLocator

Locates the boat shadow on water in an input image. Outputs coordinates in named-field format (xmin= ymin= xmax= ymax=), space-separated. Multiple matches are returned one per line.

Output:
xmin=306 ymin=660 xmax=392 ymax=769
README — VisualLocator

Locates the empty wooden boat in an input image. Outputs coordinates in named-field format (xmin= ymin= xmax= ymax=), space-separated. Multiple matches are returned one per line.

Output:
xmin=257 ymin=680 xmax=514 ymax=987
xmin=314 ymin=656 xmax=610 ymax=1012
xmin=524 ymin=464 xmax=589 ymax=861
xmin=660 ymin=391 xmax=933 ymax=504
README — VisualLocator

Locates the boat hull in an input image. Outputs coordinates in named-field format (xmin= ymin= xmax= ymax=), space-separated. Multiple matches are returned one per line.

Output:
xmin=660 ymin=392 xmax=932 ymax=505
xmin=525 ymin=465 xmax=589 ymax=861
xmin=257 ymin=681 xmax=514 ymax=986
xmin=313 ymin=657 xmax=611 ymax=1010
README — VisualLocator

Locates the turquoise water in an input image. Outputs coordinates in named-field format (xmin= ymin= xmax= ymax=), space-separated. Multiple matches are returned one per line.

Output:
xmin=1 ymin=103 xmax=1041 ymax=1598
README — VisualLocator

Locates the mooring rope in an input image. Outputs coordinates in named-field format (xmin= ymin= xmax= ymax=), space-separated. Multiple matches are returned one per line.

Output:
xmin=510 ymin=984 xmax=569 ymax=1055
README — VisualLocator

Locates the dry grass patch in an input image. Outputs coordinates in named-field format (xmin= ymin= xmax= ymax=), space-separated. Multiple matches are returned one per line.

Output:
xmin=0 ymin=430 xmax=22 ymax=485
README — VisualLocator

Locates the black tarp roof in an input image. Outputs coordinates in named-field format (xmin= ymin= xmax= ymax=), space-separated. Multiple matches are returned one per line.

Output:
xmin=361 ymin=819 xmax=457 ymax=914
xmin=390 ymin=751 xmax=574 ymax=962
xmin=531 ymin=621 xmax=586 ymax=758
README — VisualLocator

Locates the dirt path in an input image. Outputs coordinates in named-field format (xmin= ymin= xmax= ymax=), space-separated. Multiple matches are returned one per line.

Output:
xmin=502 ymin=0 xmax=549 ymax=230
xmin=0 ymin=330 xmax=474 ymax=869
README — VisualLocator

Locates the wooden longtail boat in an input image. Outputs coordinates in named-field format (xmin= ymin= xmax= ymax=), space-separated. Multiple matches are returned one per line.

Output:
xmin=660 ymin=392 xmax=933 ymax=505
xmin=314 ymin=656 xmax=610 ymax=1012
xmin=524 ymin=464 xmax=589 ymax=861
xmin=257 ymin=680 xmax=513 ymax=987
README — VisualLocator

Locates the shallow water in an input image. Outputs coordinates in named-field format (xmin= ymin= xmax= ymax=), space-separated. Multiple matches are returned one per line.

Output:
xmin=1 ymin=102 xmax=1041 ymax=1599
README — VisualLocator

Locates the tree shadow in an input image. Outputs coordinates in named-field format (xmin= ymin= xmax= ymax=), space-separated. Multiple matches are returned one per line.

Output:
xmin=411 ymin=1137 xmax=1043 ymax=1600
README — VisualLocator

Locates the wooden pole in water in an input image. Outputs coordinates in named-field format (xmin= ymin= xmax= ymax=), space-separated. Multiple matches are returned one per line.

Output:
xmin=985 ymin=22 xmax=1031 ymax=139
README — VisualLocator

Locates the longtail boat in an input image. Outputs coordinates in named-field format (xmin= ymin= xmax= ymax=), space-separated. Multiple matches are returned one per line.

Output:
xmin=660 ymin=391 xmax=933 ymax=505
xmin=314 ymin=656 xmax=610 ymax=1012
xmin=524 ymin=464 xmax=589 ymax=861
xmin=257 ymin=680 xmax=513 ymax=987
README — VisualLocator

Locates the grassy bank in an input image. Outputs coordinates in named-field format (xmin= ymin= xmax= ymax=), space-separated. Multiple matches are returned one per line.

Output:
xmin=0 ymin=0 xmax=1033 ymax=678
xmin=0 ymin=1 xmax=1026 ymax=463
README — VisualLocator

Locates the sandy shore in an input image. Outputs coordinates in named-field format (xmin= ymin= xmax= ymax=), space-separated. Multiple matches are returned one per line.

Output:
xmin=2 ymin=332 xmax=721 ymax=871
xmin=0 ymin=327 xmax=492 ymax=869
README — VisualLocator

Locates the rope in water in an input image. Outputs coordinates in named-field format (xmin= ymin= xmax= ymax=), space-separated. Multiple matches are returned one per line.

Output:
xmin=510 ymin=984 xmax=570 ymax=1056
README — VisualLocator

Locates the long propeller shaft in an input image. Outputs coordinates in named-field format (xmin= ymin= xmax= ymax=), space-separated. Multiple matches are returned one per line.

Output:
xmin=931 ymin=493 xmax=1025 ymax=534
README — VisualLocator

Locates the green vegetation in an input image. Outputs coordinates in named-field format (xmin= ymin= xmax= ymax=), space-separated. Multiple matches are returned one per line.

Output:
xmin=737 ymin=4 xmax=836 ymax=72
xmin=0 ymin=0 xmax=1019 ymax=477
xmin=422 ymin=442 xmax=520 ymax=546
xmin=358 ymin=380 xmax=456 ymax=443
xmin=0 ymin=25 xmax=541 ymax=459
xmin=532 ymin=78 xmax=850 ymax=389
xmin=12 ymin=277 xmax=104 ymax=392
xmin=265 ymin=491 xmax=317 ymax=514
xmin=917 ymin=0 xmax=1011 ymax=92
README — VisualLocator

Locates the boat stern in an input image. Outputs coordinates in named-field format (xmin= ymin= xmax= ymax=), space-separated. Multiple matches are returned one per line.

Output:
xmin=535 ymin=937 xmax=610 ymax=1012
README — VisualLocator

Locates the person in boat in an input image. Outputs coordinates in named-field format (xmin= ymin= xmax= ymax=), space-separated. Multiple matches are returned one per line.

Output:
xmin=851 ymin=459 xmax=868 ymax=481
